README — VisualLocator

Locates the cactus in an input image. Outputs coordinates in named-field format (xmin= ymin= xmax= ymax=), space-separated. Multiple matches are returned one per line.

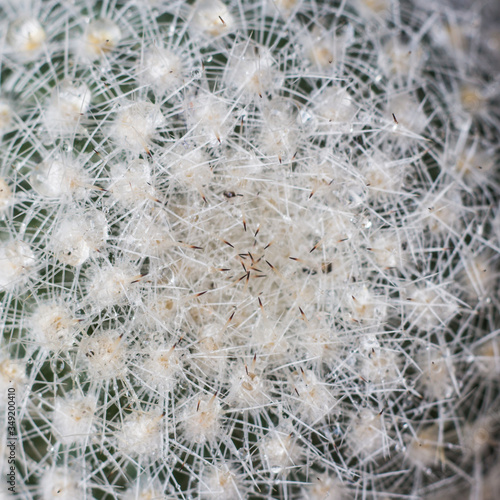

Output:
xmin=0 ymin=0 xmax=499 ymax=498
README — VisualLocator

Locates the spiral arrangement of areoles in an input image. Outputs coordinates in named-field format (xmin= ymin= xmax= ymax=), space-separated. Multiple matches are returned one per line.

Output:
xmin=0 ymin=0 xmax=499 ymax=498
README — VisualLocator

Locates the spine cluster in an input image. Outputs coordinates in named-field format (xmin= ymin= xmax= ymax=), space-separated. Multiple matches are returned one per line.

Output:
xmin=0 ymin=0 xmax=499 ymax=498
